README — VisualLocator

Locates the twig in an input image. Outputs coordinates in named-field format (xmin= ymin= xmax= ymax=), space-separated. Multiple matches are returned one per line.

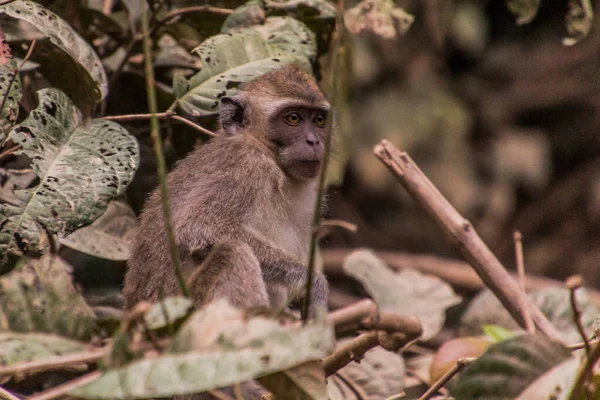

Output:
xmin=321 ymin=248 xmax=600 ymax=304
xmin=0 ymin=0 xmax=17 ymax=6
xmin=0 ymin=348 xmax=107 ymax=377
xmin=513 ymin=231 xmax=534 ymax=334
xmin=207 ymin=390 xmax=236 ymax=400
xmin=322 ymin=332 xmax=379 ymax=376
xmin=0 ymin=386 xmax=21 ymax=400
xmin=335 ymin=370 xmax=370 ymax=400
xmin=26 ymin=370 xmax=101 ymax=400
xmin=141 ymin=0 xmax=189 ymax=297
xmin=568 ymin=338 xmax=598 ymax=351
xmin=302 ymin=5 xmax=344 ymax=322
xmin=568 ymin=340 xmax=600 ymax=400
xmin=153 ymin=5 xmax=233 ymax=29
xmin=320 ymin=219 xmax=358 ymax=233
xmin=373 ymin=140 xmax=563 ymax=342
xmin=566 ymin=275 xmax=590 ymax=356
xmin=0 ymin=144 xmax=20 ymax=161
xmin=0 ymin=38 xmax=36 ymax=118
xmin=327 ymin=298 xmax=422 ymax=338
xmin=101 ymin=112 xmax=215 ymax=137
xmin=417 ymin=357 xmax=474 ymax=400
xmin=384 ymin=392 xmax=406 ymax=400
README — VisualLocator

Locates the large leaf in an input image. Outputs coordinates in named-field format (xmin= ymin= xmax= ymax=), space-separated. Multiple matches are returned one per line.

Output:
xmin=0 ymin=40 xmax=21 ymax=143
xmin=59 ymin=201 xmax=138 ymax=261
xmin=0 ymin=255 xmax=96 ymax=340
xmin=0 ymin=333 xmax=87 ymax=366
xmin=343 ymin=249 xmax=461 ymax=340
xmin=71 ymin=299 xmax=334 ymax=399
xmin=0 ymin=88 xmax=139 ymax=267
xmin=174 ymin=16 xmax=316 ymax=116
xmin=451 ymin=335 xmax=571 ymax=400
xmin=0 ymin=0 xmax=108 ymax=103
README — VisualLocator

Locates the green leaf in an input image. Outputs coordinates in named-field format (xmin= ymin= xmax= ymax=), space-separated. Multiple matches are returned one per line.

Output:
xmin=174 ymin=16 xmax=316 ymax=117
xmin=505 ymin=0 xmax=541 ymax=25
xmin=221 ymin=0 xmax=266 ymax=32
xmin=451 ymin=335 xmax=571 ymax=400
xmin=343 ymin=249 xmax=461 ymax=340
xmin=482 ymin=325 xmax=517 ymax=343
xmin=0 ymin=57 xmax=22 ymax=143
xmin=0 ymin=255 xmax=96 ymax=340
xmin=563 ymin=0 xmax=594 ymax=46
xmin=0 ymin=88 xmax=139 ymax=267
xmin=0 ymin=333 xmax=87 ymax=366
xmin=0 ymin=0 xmax=108 ymax=103
xmin=71 ymin=299 xmax=334 ymax=399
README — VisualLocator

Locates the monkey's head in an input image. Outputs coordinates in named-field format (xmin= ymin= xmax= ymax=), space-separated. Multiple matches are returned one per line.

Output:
xmin=219 ymin=64 xmax=331 ymax=180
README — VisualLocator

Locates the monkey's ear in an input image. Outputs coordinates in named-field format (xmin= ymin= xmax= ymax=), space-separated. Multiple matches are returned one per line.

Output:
xmin=220 ymin=95 xmax=246 ymax=135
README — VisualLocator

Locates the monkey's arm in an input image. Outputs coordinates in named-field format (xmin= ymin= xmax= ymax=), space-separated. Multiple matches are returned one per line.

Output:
xmin=191 ymin=230 xmax=328 ymax=314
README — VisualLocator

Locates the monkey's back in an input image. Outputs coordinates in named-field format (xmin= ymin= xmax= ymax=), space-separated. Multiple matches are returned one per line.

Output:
xmin=123 ymin=135 xmax=311 ymax=308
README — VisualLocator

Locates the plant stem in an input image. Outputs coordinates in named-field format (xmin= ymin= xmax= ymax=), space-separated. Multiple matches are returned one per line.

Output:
xmin=301 ymin=14 xmax=344 ymax=322
xmin=141 ymin=0 xmax=189 ymax=297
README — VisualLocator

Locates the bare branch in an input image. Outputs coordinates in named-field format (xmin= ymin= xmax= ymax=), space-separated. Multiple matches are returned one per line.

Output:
xmin=417 ymin=357 xmax=474 ymax=400
xmin=566 ymin=275 xmax=590 ymax=356
xmin=373 ymin=140 xmax=562 ymax=342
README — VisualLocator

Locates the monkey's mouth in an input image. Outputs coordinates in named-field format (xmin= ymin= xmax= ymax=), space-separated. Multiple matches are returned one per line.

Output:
xmin=290 ymin=159 xmax=321 ymax=178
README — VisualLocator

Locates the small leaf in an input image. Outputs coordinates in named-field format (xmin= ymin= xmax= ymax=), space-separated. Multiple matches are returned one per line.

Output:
xmin=0 ymin=0 xmax=108 ymax=103
xmin=71 ymin=299 xmax=334 ymax=399
xmin=0 ymin=255 xmax=96 ymax=340
xmin=221 ymin=0 xmax=266 ymax=32
xmin=343 ymin=249 xmax=461 ymax=340
xmin=0 ymin=88 xmax=139 ymax=266
xmin=59 ymin=201 xmax=138 ymax=261
xmin=505 ymin=0 xmax=541 ymax=25
xmin=482 ymin=325 xmax=517 ymax=343
xmin=0 ymin=35 xmax=21 ymax=143
xmin=174 ymin=16 xmax=316 ymax=117
xmin=264 ymin=0 xmax=337 ymax=24
xmin=451 ymin=335 xmax=571 ymax=400
xmin=563 ymin=0 xmax=594 ymax=46
xmin=259 ymin=360 xmax=328 ymax=400
xmin=344 ymin=0 xmax=413 ymax=39
xmin=0 ymin=333 xmax=87 ymax=366
xmin=143 ymin=297 xmax=193 ymax=331
xmin=430 ymin=337 xmax=491 ymax=383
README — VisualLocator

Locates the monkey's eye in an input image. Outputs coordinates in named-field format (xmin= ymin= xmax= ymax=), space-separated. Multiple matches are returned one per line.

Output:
xmin=284 ymin=112 xmax=302 ymax=125
xmin=314 ymin=114 xmax=327 ymax=127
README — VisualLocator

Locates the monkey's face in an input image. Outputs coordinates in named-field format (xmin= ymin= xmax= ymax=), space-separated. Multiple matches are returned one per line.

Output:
xmin=269 ymin=106 xmax=329 ymax=180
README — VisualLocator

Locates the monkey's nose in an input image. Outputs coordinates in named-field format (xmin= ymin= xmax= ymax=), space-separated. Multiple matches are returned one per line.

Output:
xmin=306 ymin=133 xmax=320 ymax=146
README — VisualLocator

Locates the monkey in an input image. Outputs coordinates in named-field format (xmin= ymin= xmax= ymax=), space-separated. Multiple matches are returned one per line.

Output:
xmin=123 ymin=64 xmax=330 ymax=319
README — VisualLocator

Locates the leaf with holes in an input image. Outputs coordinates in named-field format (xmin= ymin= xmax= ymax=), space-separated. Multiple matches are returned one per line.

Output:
xmin=0 ymin=55 xmax=21 ymax=143
xmin=0 ymin=0 xmax=107 ymax=104
xmin=174 ymin=16 xmax=315 ymax=117
xmin=0 ymin=88 xmax=139 ymax=267
xmin=0 ymin=255 xmax=96 ymax=340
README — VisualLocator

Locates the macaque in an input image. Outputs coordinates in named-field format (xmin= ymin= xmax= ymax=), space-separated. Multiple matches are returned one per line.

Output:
xmin=123 ymin=64 xmax=330 ymax=317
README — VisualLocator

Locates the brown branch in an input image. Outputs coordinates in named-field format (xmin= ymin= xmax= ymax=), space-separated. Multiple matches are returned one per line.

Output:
xmin=0 ymin=144 xmax=20 ymax=161
xmin=568 ymin=339 xmax=598 ymax=351
xmin=327 ymin=298 xmax=422 ymax=338
xmin=336 ymin=370 xmax=371 ymax=400
xmin=0 ymin=348 xmax=107 ymax=377
xmin=568 ymin=340 xmax=600 ymax=400
xmin=417 ymin=357 xmax=474 ymax=400
xmin=323 ymin=300 xmax=422 ymax=376
xmin=101 ymin=112 xmax=215 ymax=137
xmin=373 ymin=140 xmax=563 ymax=342
xmin=0 ymin=386 xmax=21 ymax=400
xmin=154 ymin=5 xmax=233 ymax=26
xmin=322 ymin=332 xmax=379 ymax=376
xmin=322 ymin=248 xmax=600 ymax=304
xmin=566 ymin=275 xmax=590 ymax=356
xmin=513 ymin=231 xmax=534 ymax=334
xmin=320 ymin=219 xmax=358 ymax=233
